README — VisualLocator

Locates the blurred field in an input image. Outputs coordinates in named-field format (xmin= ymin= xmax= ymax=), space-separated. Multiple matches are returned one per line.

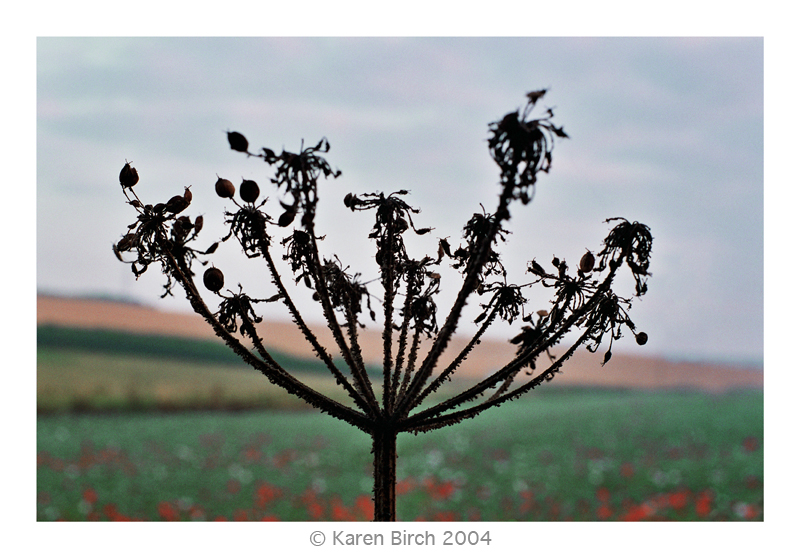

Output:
xmin=37 ymin=324 xmax=381 ymax=413
xmin=37 ymin=325 xmax=470 ymax=413
xmin=38 ymin=347 xmax=340 ymax=413
xmin=37 ymin=389 xmax=763 ymax=521
xmin=36 ymin=295 xmax=763 ymax=522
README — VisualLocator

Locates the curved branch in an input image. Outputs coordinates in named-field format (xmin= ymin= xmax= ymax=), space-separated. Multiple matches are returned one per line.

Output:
xmin=165 ymin=249 xmax=373 ymax=433
xmin=395 ymin=191 xmax=514 ymax=417
xmin=400 ymin=326 xmax=595 ymax=434
xmin=409 ymin=304 xmax=500 ymax=410
xmin=257 ymin=237 xmax=376 ymax=417
xmin=400 ymin=264 xmax=619 ymax=428
xmin=391 ymin=275 xmax=418 ymax=403
xmin=305 ymin=229 xmax=382 ymax=418
xmin=343 ymin=302 xmax=380 ymax=408
xmin=396 ymin=322 xmax=423 ymax=404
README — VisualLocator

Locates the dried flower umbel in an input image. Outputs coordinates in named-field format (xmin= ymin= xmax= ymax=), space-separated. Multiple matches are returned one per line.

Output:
xmin=114 ymin=91 xmax=652 ymax=521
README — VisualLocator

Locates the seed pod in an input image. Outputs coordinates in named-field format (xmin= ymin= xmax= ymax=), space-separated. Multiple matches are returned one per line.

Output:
xmin=165 ymin=194 xmax=190 ymax=214
xmin=579 ymin=251 xmax=595 ymax=274
xmin=278 ymin=209 xmax=296 ymax=227
xmin=119 ymin=161 xmax=139 ymax=188
xmin=194 ymin=215 xmax=204 ymax=233
xmin=203 ymin=267 xmax=225 ymax=292
xmin=227 ymin=131 xmax=249 ymax=153
xmin=183 ymin=186 xmax=193 ymax=203
xmin=240 ymin=179 xmax=260 ymax=203
xmin=636 ymin=332 xmax=648 ymax=346
xmin=215 ymin=176 xmax=235 ymax=198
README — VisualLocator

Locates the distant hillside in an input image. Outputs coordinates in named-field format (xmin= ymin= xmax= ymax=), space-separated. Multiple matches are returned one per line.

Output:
xmin=37 ymin=295 xmax=763 ymax=392
xmin=37 ymin=324 xmax=371 ymax=375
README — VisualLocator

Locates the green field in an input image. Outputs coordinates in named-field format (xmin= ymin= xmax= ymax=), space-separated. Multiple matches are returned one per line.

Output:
xmin=37 ymin=325 xmax=383 ymax=413
xmin=36 ymin=325 xmax=763 ymax=521
xmin=37 ymin=389 xmax=763 ymax=521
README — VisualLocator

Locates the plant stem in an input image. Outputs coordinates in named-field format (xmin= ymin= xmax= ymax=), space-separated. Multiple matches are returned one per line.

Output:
xmin=371 ymin=424 xmax=397 ymax=521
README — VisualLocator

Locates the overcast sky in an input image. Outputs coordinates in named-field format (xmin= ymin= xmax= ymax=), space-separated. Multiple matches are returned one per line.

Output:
xmin=36 ymin=37 xmax=763 ymax=365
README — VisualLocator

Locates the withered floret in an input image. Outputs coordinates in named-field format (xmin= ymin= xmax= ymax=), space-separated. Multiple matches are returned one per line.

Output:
xmin=165 ymin=194 xmax=190 ymax=214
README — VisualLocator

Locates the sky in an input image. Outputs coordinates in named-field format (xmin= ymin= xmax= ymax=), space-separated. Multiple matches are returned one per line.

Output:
xmin=36 ymin=36 xmax=764 ymax=365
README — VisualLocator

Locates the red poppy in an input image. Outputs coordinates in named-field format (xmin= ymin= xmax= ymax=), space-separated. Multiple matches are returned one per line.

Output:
xmin=433 ymin=480 xmax=455 ymax=500
xmin=695 ymin=490 xmax=714 ymax=518
xmin=330 ymin=496 xmax=354 ymax=521
xmin=254 ymin=482 xmax=280 ymax=508
xmin=103 ymin=503 xmax=120 ymax=521
xmin=82 ymin=488 xmax=98 ymax=505
xmin=396 ymin=477 xmax=415 ymax=495
xmin=307 ymin=502 xmax=325 ymax=521
xmin=157 ymin=501 xmax=180 ymax=521
xmin=354 ymin=495 xmax=374 ymax=520
xmin=597 ymin=504 xmax=613 ymax=520
xmin=620 ymin=504 xmax=651 ymax=521
xmin=668 ymin=490 xmax=689 ymax=510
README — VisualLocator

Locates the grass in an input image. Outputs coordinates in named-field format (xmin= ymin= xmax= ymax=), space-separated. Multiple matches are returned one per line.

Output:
xmin=36 ymin=389 xmax=763 ymax=521
xmin=37 ymin=347 xmax=345 ymax=412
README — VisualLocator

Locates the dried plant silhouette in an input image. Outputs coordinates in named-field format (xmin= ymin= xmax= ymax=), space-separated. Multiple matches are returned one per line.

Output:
xmin=114 ymin=91 xmax=653 ymax=521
